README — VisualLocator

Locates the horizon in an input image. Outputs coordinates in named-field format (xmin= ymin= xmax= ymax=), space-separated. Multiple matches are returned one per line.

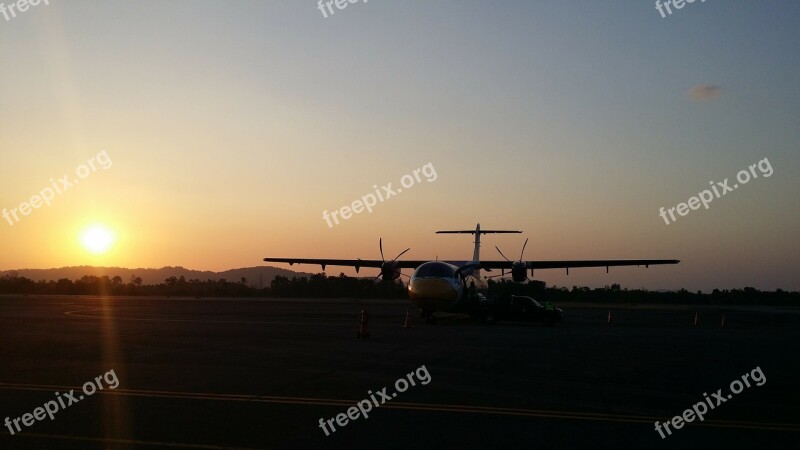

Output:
xmin=1 ymin=263 xmax=796 ymax=294
xmin=2 ymin=2 xmax=799 ymax=292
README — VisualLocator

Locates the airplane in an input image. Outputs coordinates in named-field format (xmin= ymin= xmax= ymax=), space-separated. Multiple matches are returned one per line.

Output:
xmin=263 ymin=223 xmax=679 ymax=323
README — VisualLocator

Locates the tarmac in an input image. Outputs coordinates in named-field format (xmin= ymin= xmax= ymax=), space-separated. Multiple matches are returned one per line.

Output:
xmin=0 ymin=295 xmax=798 ymax=449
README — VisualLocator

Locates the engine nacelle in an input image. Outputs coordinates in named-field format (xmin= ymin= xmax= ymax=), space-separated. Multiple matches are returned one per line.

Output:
xmin=511 ymin=262 xmax=527 ymax=283
xmin=380 ymin=262 xmax=401 ymax=280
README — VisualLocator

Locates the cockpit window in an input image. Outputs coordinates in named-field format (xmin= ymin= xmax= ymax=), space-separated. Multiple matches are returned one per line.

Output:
xmin=414 ymin=262 xmax=456 ymax=278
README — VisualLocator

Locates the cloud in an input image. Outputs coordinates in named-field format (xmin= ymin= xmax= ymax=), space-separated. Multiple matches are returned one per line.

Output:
xmin=689 ymin=85 xmax=722 ymax=102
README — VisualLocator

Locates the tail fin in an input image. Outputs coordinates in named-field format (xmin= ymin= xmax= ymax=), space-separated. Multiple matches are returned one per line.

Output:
xmin=436 ymin=223 xmax=521 ymax=262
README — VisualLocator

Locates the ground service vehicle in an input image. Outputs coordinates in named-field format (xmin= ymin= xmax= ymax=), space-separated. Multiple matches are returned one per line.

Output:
xmin=469 ymin=294 xmax=563 ymax=325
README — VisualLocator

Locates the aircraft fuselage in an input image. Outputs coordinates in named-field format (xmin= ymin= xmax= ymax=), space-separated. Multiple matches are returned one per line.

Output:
xmin=407 ymin=261 xmax=487 ymax=313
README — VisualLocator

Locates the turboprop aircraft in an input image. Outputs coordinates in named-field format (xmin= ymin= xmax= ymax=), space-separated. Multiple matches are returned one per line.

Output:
xmin=263 ymin=224 xmax=679 ymax=323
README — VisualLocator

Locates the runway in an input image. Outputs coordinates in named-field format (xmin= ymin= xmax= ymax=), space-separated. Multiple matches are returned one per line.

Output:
xmin=0 ymin=295 xmax=798 ymax=449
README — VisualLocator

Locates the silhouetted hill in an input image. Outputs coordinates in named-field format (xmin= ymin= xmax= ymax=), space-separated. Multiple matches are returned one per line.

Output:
xmin=0 ymin=265 xmax=313 ymax=287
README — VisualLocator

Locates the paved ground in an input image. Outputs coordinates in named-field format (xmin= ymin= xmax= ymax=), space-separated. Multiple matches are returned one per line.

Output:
xmin=0 ymin=295 xmax=798 ymax=449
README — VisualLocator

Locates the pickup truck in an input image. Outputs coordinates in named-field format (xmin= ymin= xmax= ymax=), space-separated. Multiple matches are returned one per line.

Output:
xmin=469 ymin=294 xmax=563 ymax=325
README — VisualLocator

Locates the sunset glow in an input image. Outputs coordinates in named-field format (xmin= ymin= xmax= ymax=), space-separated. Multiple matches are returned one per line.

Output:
xmin=0 ymin=2 xmax=797 ymax=292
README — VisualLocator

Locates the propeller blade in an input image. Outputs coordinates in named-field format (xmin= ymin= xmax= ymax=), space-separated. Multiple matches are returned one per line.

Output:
xmin=379 ymin=238 xmax=385 ymax=262
xmin=495 ymin=245 xmax=512 ymax=262
xmin=519 ymin=238 xmax=528 ymax=261
xmin=392 ymin=247 xmax=411 ymax=262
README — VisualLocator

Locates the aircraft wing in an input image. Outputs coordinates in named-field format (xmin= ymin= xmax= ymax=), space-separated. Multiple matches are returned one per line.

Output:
xmin=264 ymin=257 xmax=679 ymax=273
xmin=480 ymin=259 xmax=680 ymax=271
xmin=262 ymin=258 xmax=429 ymax=271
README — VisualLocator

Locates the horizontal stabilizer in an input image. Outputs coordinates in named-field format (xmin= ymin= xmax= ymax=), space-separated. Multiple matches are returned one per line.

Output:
xmin=436 ymin=230 xmax=521 ymax=234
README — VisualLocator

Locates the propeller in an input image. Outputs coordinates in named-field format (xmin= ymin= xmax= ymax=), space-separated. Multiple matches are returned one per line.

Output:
xmin=374 ymin=238 xmax=409 ymax=282
xmin=493 ymin=238 xmax=529 ymax=282
xmin=380 ymin=238 xmax=410 ymax=263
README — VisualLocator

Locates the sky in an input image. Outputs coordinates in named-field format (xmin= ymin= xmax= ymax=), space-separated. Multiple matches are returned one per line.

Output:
xmin=1 ymin=1 xmax=798 ymax=292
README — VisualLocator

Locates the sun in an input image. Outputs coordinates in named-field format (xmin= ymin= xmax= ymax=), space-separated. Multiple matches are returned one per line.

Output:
xmin=80 ymin=225 xmax=116 ymax=255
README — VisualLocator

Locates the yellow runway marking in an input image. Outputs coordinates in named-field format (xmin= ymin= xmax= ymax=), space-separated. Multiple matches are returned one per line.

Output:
xmin=0 ymin=382 xmax=798 ymax=433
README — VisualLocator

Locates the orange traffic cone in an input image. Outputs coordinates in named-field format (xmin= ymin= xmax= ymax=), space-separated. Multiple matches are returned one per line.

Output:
xmin=403 ymin=309 xmax=413 ymax=328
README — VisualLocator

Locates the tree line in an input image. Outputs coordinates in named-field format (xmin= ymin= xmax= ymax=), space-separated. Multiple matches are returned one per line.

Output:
xmin=488 ymin=279 xmax=799 ymax=306
xmin=0 ymin=272 xmax=796 ymax=304
xmin=0 ymin=272 xmax=406 ymax=298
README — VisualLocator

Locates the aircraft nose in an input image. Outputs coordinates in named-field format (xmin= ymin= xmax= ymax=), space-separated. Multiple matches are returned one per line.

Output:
xmin=408 ymin=278 xmax=458 ymax=301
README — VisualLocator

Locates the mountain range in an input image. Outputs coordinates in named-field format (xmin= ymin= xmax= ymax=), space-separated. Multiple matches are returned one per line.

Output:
xmin=0 ymin=265 xmax=315 ymax=287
